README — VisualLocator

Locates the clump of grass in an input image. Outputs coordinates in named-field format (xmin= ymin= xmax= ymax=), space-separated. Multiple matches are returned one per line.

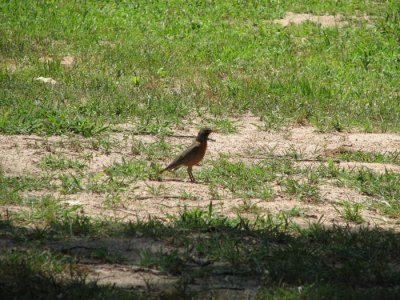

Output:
xmin=0 ymin=171 xmax=52 ymax=205
xmin=284 ymin=178 xmax=320 ymax=202
xmin=39 ymin=153 xmax=86 ymax=170
xmin=200 ymin=156 xmax=275 ymax=199
xmin=103 ymin=192 xmax=123 ymax=209
xmin=145 ymin=183 xmax=170 ymax=197
xmin=349 ymin=170 xmax=400 ymax=217
xmin=179 ymin=191 xmax=198 ymax=200
xmin=58 ymin=174 xmax=83 ymax=194
xmin=337 ymin=150 xmax=400 ymax=165
xmin=232 ymin=200 xmax=262 ymax=215
xmin=87 ymin=172 xmax=130 ymax=193
xmin=333 ymin=201 xmax=364 ymax=224
xmin=281 ymin=206 xmax=304 ymax=218
xmin=104 ymin=158 xmax=152 ymax=179
xmin=131 ymin=138 xmax=175 ymax=160
xmin=204 ymin=118 xmax=238 ymax=133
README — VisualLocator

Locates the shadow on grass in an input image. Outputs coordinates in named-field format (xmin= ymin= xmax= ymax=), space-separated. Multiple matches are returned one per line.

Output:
xmin=1 ymin=207 xmax=400 ymax=299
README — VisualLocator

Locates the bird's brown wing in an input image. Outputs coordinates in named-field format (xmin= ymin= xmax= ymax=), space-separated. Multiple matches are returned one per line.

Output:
xmin=162 ymin=142 xmax=201 ymax=172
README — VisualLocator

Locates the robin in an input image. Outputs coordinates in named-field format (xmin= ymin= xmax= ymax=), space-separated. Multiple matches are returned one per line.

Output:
xmin=161 ymin=128 xmax=213 ymax=182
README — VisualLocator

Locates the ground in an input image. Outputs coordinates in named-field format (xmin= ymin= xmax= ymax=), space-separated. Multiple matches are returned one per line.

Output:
xmin=1 ymin=114 xmax=399 ymax=298
xmin=1 ymin=2 xmax=400 ymax=298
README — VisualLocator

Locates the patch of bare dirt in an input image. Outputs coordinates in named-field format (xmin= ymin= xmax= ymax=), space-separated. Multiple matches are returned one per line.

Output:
xmin=34 ymin=76 xmax=57 ymax=85
xmin=85 ymin=263 xmax=258 ymax=298
xmin=61 ymin=55 xmax=75 ymax=66
xmin=0 ymin=135 xmax=62 ymax=175
xmin=272 ymin=12 xmax=371 ymax=28
xmin=273 ymin=12 xmax=345 ymax=27
xmin=87 ymin=264 xmax=179 ymax=294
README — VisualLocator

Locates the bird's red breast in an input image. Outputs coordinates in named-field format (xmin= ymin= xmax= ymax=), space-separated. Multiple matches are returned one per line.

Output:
xmin=187 ymin=140 xmax=207 ymax=167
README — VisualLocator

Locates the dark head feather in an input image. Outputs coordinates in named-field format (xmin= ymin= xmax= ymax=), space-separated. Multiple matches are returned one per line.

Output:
xmin=196 ymin=128 xmax=212 ymax=142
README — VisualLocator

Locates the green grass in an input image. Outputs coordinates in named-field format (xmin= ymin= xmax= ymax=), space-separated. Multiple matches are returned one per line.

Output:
xmin=1 ymin=1 xmax=400 ymax=136
xmin=58 ymin=174 xmax=84 ymax=194
xmin=349 ymin=170 xmax=400 ymax=217
xmin=313 ymin=162 xmax=400 ymax=217
xmin=337 ymin=150 xmax=400 ymax=165
xmin=333 ymin=200 xmax=365 ymax=224
xmin=0 ymin=170 xmax=52 ymax=205
xmin=104 ymin=158 xmax=154 ymax=179
xmin=200 ymin=155 xmax=295 ymax=199
xmin=284 ymin=177 xmax=320 ymax=202
xmin=131 ymin=138 xmax=176 ymax=160
xmin=39 ymin=153 xmax=87 ymax=170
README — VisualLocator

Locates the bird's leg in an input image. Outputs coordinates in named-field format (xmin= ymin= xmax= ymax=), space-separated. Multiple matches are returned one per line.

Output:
xmin=187 ymin=166 xmax=195 ymax=182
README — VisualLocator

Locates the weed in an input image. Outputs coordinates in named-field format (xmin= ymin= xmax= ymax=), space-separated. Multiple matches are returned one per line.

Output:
xmin=0 ymin=171 xmax=51 ymax=205
xmin=131 ymin=138 xmax=175 ymax=160
xmin=337 ymin=150 xmax=400 ymax=165
xmin=180 ymin=191 xmax=198 ymax=200
xmin=284 ymin=178 xmax=320 ymax=202
xmin=349 ymin=170 xmax=400 ymax=216
xmin=204 ymin=118 xmax=238 ymax=133
xmin=146 ymin=183 xmax=170 ymax=197
xmin=281 ymin=206 xmax=304 ymax=217
xmin=333 ymin=201 xmax=364 ymax=224
xmin=104 ymin=158 xmax=152 ymax=180
xmin=87 ymin=172 xmax=129 ymax=193
xmin=232 ymin=200 xmax=262 ymax=214
xmin=103 ymin=193 xmax=123 ymax=209
xmin=200 ymin=155 xmax=276 ymax=199
xmin=39 ymin=153 xmax=86 ymax=170
xmin=58 ymin=174 xmax=83 ymax=194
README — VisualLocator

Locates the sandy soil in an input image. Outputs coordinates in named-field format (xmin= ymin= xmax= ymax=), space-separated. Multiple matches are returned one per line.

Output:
xmin=1 ymin=113 xmax=399 ymax=228
xmin=1 ymin=112 xmax=399 ymax=296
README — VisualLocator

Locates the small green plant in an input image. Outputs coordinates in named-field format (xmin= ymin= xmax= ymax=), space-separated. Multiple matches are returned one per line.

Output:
xmin=0 ymin=172 xmax=51 ymax=205
xmin=103 ymin=192 xmax=122 ymax=209
xmin=201 ymin=155 xmax=276 ymax=199
xmin=89 ymin=135 xmax=116 ymax=154
xmin=208 ymin=183 xmax=222 ymax=200
xmin=87 ymin=173 xmax=129 ymax=193
xmin=146 ymin=183 xmax=170 ymax=197
xmin=337 ymin=150 xmax=400 ymax=165
xmin=333 ymin=201 xmax=364 ymax=224
xmin=131 ymin=138 xmax=175 ymax=159
xmin=284 ymin=178 xmax=320 ymax=202
xmin=284 ymin=145 xmax=305 ymax=160
xmin=39 ymin=153 xmax=86 ymax=170
xmin=180 ymin=191 xmax=198 ymax=200
xmin=104 ymin=158 xmax=151 ymax=179
xmin=281 ymin=206 xmax=304 ymax=217
xmin=232 ymin=200 xmax=262 ymax=214
xmin=59 ymin=174 xmax=83 ymax=194
xmin=204 ymin=118 xmax=238 ymax=133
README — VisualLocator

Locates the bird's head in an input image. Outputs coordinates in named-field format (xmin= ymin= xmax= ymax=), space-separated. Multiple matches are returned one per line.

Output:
xmin=196 ymin=128 xmax=213 ymax=142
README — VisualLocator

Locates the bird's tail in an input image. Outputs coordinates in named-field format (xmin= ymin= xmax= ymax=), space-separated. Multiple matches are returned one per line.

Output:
xmin=160 ymin=164 xmax=180 ymax=174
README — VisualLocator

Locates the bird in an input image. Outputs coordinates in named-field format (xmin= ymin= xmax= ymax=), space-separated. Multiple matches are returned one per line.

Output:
xmin=161 ymin=128 xmax=213 ymax=182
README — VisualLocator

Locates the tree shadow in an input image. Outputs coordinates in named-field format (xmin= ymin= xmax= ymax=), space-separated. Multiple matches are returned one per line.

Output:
xmin=1 ymin=210 xmax=400 ymax=299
